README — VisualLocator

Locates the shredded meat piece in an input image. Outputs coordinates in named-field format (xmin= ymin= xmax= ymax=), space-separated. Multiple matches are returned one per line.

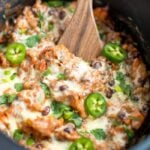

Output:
xmin=70 ymin=95 xmax=87 ymax=118
xmin=0 ymin=52 xmax=10 ymax=68
xmin=131 ymin=58 xmax=148 ymax=86
xmin=55 ymin=123 xmax=80 ymax=141
xmin=94 ymin=7 xmax=109 ymax=23
xmin=109 ymin=126 xmax=127 ymax=149
xmin=95 ymin=141 xmax=109 ymax=150
xmin=18 ymin=83 xmax=45 ymax=111
xmin=20 ymin=116 xmax=64 ymax=138
xmin=119 ymin=104 xmax=144 ymax=129
xmin=24 ymin=7 xmax=38 ymax=30
xmin=36 ymin=59 xmax=47 ymax=71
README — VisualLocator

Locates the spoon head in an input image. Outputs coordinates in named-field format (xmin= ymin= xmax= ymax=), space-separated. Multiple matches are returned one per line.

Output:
xmin=59 ymin=0 xmax=103 ymax=61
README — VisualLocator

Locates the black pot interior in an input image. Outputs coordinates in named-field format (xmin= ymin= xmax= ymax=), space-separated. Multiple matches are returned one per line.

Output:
xmin=0 ymin=0 xmax=150 ymax=149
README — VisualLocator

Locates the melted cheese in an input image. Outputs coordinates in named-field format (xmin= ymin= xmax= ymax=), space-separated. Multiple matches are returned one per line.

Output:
xmin=50 ymin=137 xmax=70 ymax=150
xmin=113 ymin=132 xmax=126 ymax=148
xmin=85 ymin=117 xmax=109 ymax=131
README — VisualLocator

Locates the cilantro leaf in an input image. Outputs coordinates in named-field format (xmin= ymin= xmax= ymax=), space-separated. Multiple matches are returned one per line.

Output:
xmin=63 ymin=111 xmax=82 ymax=127
xmin=7 ymin=94 xmax=17 ymax=103
xmin=40 ymin=82 xmax=51 ymax=98
xmin=51 ymin=101 xmax=82 ymax=127
xmin=37 ymin=11 xmax=45 ymax=28
xmin=26 ymin=137 xmax=35 ymax=145
xmin=26 ymin=35 xmax=41 ymax=48
xmin=46 ymin=1 xmax=64 ymax=7
xmin=116 ymin=72 xmax=125 ymax=83
xmin=42 ymin=68 xmax=51 ymax=77
xmin=57 ymin=73 xmax=67 ymax=80
xmin=116 ymin=72 xmax=132 ymax=97
xmin=0 ymin=95 xmax=7 ymax=105
xmin=123 ymin=125 xmax=134 ymax=141
xmin=15 ymin=83 xmax=23 ymax=92
xmin=90 ymin=128 xmax=106 ymax=140
xmin=51 ymin=101 xmax=70 ymax=118
xmin=0 ymin=94 xmax=17 ymax=105
xmin=13 ymin=129 xmax=24 ymax=141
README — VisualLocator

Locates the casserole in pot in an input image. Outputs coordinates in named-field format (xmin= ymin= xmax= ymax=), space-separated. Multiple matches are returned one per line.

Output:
xmin=0 ymin=0 xmax=149 ymax=150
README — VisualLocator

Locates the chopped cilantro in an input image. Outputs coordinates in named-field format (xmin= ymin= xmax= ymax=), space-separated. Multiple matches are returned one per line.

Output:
xmin=90 ymin=128 xmax=106 ymax=140
xmin=48 ymin=22 xmax=54 ymax=31
xmin=15 ymin=83 xmax=23 ymax=92
xmin=63 ymin=110 xmax=82 ymax=127
xmin=40 ymin=82 xmax=51 ymax=98
xmin=116 ymin=72 xmax=132 ymax=97
xmin=4 ymin=70 xmax=11 ymax=76
xmin=26 ymin=137 xmax=35 ymax=145
xmin=26 ymin=35 xmax=41 ymax=48
xmin=46 ymin=1 xmax=64 ymax=7
xmin=0 ymin=44 xmax=5 ymax=49
xmin=7 ymin=94 xmax=17 ymax=103
xmin=37 ymin=11 xmax=45 ymax=28
xmin=116 ymin=72 xmax=125 ymax=83
xmin=0 ymin=94 xmax=17 ymax=105
xmin=99 ymin=32 xmax=106 ymax=40
xmin=112 ymin=120 xmax=121 ymax=127
xmin=114 ymin=85 xmax=123 ymax=92
xmin=51 ymin=101 xmax=82 ymax=127
xmin=42 ymin=68 xmax=51 ymax=77
xmin=123 ymin=125 xmax=134 ymax=141
xmin=10 ymin=73 xmax=17 ymax=80
xmin=0 ymin=95 xmax=7 ymax=105
xmin=51 ymin=101 xmax=70 ymax=118
xmin=13 ymin=129 xmax=24 ymax=141
xmin=57 ymin=73 xmax=67 ymax=80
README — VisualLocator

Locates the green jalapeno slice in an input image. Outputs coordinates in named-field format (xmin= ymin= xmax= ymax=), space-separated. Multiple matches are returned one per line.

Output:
xmin=5 ymin=43 xmax=26 ymax=65
xmin=85 ymin=93 xmax=107 ymax=118
xmin=69 ymin=137 xmax=94 ymax=150
xmin=102 ymin=42 xmax=127 ymax=63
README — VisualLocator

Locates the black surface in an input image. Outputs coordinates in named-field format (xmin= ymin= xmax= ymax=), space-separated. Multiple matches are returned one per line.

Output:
xmin=0 ymin=0 xmax=149 ymax=150
xmin=0 ymin=132 xmax=26 ymax=150
xmin=108 ymin=0 xmax=150 ymax=68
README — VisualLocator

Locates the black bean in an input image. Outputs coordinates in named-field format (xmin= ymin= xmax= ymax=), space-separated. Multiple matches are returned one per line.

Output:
xmin=142 ymin=106 xmax=148 ymax=113
xmin=48 ymin=9 xmax=56 ymax=15
xmin=131 ymin=51 xmax=140 ymax=59
xmin=59 ymin=10 xmax=66 ymax=20
xmin=138 ymin=78 xmax=147 ymax=86
xmin=64 ymin=127 xmax=71 ymax=133
xmin=118 ymin=111 xmax=126 ymax=119
xmin=59 ymin=85 xmax=68 ymax=91
xmin=108 ymin=80 xmax=115 ymax=86
xmin=132 ymin=95 xmax=139 ymax=101
xmin=91 ymin=61 xmax=102 ymax=69
xmin=42 ymin=106 xmax=50 ymax=116
xmin=106 ymin=88 xmax=114 ymax=98
xmin=64 ymin=124 xmax=75 ymax=133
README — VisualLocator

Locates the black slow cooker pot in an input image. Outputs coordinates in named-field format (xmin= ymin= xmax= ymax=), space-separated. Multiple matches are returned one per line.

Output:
xmin=0 ymin=0 xmax=150 ymax=149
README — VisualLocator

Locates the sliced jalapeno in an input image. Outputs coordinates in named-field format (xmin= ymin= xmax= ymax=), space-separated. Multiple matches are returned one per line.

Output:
xmin=85 ymin=93 xmax=107 ymax=118
xmin=5 ymin=43 xmax=26 ymax=65
xmin=102 ymin=42 xmax=127 ymax=63
xmin=69 ymin=137 xmax=94 ymax=150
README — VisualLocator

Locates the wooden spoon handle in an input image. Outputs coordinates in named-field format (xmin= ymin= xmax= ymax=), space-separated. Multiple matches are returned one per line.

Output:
xmin=59 ymin=0 xmax=103 ymax=61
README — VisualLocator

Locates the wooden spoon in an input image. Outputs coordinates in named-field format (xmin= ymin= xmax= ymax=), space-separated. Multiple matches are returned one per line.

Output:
xmin=59 ymin=0 xmax=103 ymax=61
